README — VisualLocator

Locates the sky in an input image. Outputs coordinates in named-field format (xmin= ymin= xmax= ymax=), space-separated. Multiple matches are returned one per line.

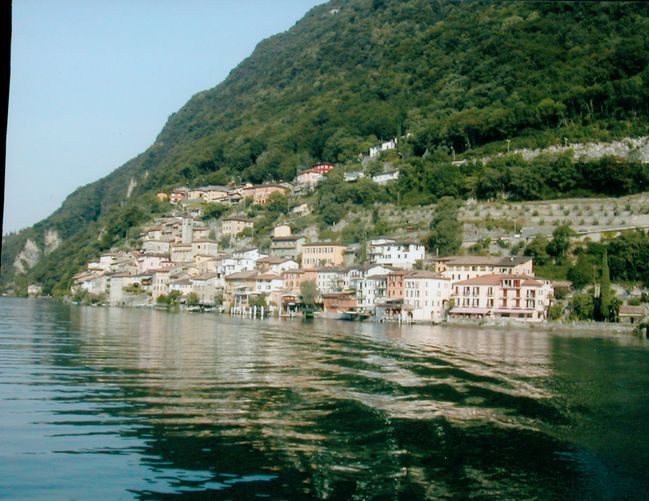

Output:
xmin=4 ymin=0 xmax=324 ymax=235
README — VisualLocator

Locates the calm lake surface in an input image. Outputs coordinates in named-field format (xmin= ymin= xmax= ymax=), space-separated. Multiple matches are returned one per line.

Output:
xmin=1 ymin=298 xmax=648 ymax=500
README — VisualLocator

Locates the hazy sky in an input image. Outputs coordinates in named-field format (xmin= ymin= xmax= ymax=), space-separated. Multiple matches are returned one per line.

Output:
xmin=4 ymin=0 xmax=324 ymax=234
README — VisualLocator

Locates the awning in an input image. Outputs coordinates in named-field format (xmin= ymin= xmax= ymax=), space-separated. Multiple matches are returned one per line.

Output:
xmin=492 ymin=308 xmax=535 ymax=314
xmin=450 ymin=307 xmax=490 ymax=315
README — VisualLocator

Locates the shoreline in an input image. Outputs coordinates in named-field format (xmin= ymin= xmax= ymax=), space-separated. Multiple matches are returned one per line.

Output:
xmin=17 ymin=296 xmax=648 ymax=338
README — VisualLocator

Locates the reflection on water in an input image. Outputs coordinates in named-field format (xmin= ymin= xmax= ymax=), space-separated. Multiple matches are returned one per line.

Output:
xmin=1 ymin=298 xmax=648 ymax=499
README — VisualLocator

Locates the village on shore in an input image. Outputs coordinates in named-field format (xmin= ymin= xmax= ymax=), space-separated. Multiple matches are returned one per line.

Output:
xmin=62 ymin=151 xmax=569 ymax=326
xmin=48 ymin=142 xmax=644 ymax=328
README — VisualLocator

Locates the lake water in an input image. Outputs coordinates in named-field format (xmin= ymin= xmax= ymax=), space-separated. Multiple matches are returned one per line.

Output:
xmin=1 ymin=297 xmax=648 ymax=499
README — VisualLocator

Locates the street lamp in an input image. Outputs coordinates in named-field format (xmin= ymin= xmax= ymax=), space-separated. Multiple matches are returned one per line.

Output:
xmin=506 ymin=139 xmax=511 ymax=154
xmin=450 ymin=146 xmax=455 ymax=162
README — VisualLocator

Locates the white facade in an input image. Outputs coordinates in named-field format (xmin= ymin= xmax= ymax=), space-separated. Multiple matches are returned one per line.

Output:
xmin=317 ymin=269 xmax=346 ymax=294
xmin=369 ymin=138 xmax=397 ymax=158
xmin=344 ymin=171 xmax=365 ymax=182
xmin=402 ymin=272 xmax=451 ymax=323
xmin=369 ymin=240 xmax=425 ymax=269
xmin=371 ymin=171 xmax=400 ymax=184
xmin=357 ymin=274 xmax=387 ymax=311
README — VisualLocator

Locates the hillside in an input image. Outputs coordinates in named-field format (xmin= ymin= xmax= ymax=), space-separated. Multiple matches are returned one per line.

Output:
xmin=3 ymin=0 xmax=649 ymax=295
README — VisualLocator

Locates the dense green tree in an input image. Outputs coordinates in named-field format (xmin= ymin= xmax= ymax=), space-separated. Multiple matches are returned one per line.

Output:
xmin=524 ymin=235 xmax=551 ymax=266
xmin=599 ymin=250 xmax=611 ymax=320
xmin=300 ymin=280 xmax=319 ymax=307
xmin=426 ymin=197 xmax=462 ymax=256
xmin=187 ymin=292 xmax=200 ymax=307
xmin=547 ymin=225 xmax=576 ymax=262
xmin=570 ymin=293 xmax=595 ymax=321
xmin=567 ymin=253 xmax=597 ymax=290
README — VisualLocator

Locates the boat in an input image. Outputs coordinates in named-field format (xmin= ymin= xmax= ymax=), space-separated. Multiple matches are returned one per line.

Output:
xmin=338 ymin=309 xmax=372 ymax=321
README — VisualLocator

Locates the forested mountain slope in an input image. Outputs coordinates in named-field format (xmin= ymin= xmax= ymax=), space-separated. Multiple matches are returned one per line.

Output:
xmin=3 ymin=0 xmax=649 ymax=294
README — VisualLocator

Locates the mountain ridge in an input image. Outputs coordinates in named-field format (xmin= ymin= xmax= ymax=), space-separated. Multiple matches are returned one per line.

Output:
xmin=3 ymin=0 xmax=649 ymax=295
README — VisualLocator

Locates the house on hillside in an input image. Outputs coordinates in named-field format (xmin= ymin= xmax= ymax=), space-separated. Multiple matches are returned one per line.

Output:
xmin=368 ymin=239 xmax=424 ymax=269
xmin=170 ymin=187 xmax=189 ymax=204
xmin=271 ymin=235 xmax=306 ymax=259
xmin=371 ymin=170 xmax=400 ymax=184
xmin=295 ymin=164 xmax=334 ymax=189
xmin=369 ymin=138 xmax=397 ymax=158
xmin=301 ymin=242 xmax=347 ymax=268
xmin=241 ymin=184 xmax=290 ymax=205
xmin=221 ymin=216 xmax=254 ymax=237
xmin=344 ymin=171 xmax=365 ymax=182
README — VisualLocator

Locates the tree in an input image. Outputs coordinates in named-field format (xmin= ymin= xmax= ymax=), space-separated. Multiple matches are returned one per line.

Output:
xmin=547 ymin=225 xmax=575 ymax=262
xmin=300 ymin=280 xmax=319 ymax=307
xmin=187 ymin=292 xmax=200 ymax=307
xmin=202 ymin=202 xmax=228 ymax=221
xmin=599 ymin=250 xmax=611 ymax=320
xmin=570 ymin=293 xmax=595 ymax=320
xmin=524 ymin=235 xmax=550 ymax=266
xmin=567 ymin=253 xmax=597 ymax=289
xmin=427 ymin=197 xmax=462 ymax=256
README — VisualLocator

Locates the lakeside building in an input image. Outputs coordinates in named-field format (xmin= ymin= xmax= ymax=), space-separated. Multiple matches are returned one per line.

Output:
xmin=449 ymin=274 xmax=553 ymax=322
xmin=402 ymin=271 xmax=451 ymax=323
xmin=357 ymin=274 xmax=388 ymax=312
xmin=322 ymin=292 xmax=358 ymax=317
xmin=281 ymin=269 xmax=318 ymax=294
xmin=191 ymin=273 xmax=223 ymax=305
xmin=316 ymin=268 xmax=346 ymax=295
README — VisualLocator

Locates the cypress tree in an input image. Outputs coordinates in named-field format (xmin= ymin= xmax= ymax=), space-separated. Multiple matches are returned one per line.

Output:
xmin=600 ymin=250 xmax=611 ymax=320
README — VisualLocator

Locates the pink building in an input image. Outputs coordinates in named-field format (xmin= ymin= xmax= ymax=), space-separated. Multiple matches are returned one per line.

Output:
xmin=449 ymin=274 xmax=553 ymax=322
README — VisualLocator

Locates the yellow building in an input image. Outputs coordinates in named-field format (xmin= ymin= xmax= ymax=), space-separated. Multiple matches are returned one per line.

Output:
xmin=301 ymin=242 xmax=346 ymax=269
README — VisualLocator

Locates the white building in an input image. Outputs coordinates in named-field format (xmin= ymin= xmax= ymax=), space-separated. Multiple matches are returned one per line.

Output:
xmin=317 ymin=268 xmax=346 ymax=295
xmin=357 ymin=274 xmax=388 ymax=312
xmin=369 ymin=239 xmax=425 ymax=269
xmin=344 ymin=171 xmax=365 ymax=182
xmin=371 ymin=170 xmax=400 ymax=185
xmin=256 ymin=256 xmax=299 ymax=275
xmin=402 ymin=271 xmax=451 ymax=323
xmin=369 ymin=138 xmax=397 ymax=158
xmin=222 ymin=248 xmax=267 ymax=276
